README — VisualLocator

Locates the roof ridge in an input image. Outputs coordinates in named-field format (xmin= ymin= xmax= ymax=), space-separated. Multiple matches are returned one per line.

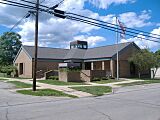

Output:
xmin=23 ymin=45 xmax=69 ymax=50
xmin=88 ymin=42 xmax=132 ymax=49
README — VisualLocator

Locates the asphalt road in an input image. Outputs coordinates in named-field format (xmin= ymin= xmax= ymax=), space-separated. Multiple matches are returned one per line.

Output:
xmin=0 ymin=81 xmax=160 ymax=120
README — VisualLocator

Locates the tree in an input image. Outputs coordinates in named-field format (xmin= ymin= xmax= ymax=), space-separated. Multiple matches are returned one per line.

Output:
xmin=129 ymin=49 xmax=157 ymax=78
xmin=0 ymin=32 xmax=22 ymax=65
xmin=152 ymin=49 xmax=160 ymax=79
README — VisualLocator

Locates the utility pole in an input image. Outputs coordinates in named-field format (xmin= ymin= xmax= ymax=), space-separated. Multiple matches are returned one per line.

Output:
xmin=116 ymin=16 xmax=119 ymax=80
xmin=33 ymin=0 xmax=39 ymax=91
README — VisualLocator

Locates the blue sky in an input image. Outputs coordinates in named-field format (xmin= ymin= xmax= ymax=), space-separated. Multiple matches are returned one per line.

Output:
xmin=0 ymin=0 xmax=160 ymax=51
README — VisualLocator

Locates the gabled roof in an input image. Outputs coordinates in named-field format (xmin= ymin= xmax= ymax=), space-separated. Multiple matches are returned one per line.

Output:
xmin=19 ymin=42 xmax=137 ymax=61
xmin=84 ymin=42 xmax=131 ymax=59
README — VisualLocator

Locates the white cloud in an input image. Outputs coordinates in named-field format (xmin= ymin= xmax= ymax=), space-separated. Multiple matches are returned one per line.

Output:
xmin=120 ymin=27 xmax=160 ymax=50
xmin=99 ymin=10 xmax=152 ymax=28
xmin=88 ymin=0 xmax=135 ymax=9
xmin=119 ymin=10 xmax=152 ymax=28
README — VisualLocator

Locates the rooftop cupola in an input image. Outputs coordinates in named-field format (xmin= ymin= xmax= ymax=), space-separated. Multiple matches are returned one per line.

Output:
xmin=70 ymin=40 xmax=88 ymax=49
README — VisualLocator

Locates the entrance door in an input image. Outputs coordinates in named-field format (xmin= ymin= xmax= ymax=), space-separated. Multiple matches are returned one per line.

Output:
xmin=85 ymin=62 xmax=91 ymax=70
xmin=130 ymin=62 xmax=136 ymax=76
xmin=19 ymin=63 xmax=23 ymax=75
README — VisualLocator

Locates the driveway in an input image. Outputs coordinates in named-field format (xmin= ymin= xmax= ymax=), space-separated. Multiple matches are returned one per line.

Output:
xmin=0 ymin=81 xmax=160 ymax=120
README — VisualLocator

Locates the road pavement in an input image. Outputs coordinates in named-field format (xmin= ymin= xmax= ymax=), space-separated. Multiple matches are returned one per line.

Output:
xmin=0 ymin=81 xmax=160 ymax=120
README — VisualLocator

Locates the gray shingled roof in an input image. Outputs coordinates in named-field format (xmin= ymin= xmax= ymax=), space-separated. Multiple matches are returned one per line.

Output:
xmin=84 ymin=42 xmax=131 ymax=59
xmin=22 ymin=42 xmax=133 ymax=60
xmin=23 ymin=46 xmax=69 ymax=59
xmin=64 ymin=48 xmax=86 ymax=59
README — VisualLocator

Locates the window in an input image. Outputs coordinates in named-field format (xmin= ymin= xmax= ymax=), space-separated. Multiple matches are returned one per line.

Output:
xmin=78 ymin=44 xmax=82 ymax=48
xmin=71 ymin=45 xmax=74 ymax=49
xmin=83 ymin=45 xmax=87 ymax=49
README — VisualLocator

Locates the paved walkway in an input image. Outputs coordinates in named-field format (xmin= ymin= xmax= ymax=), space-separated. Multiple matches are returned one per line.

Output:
xmin=1 ymin=77 xmax=144 ymax=98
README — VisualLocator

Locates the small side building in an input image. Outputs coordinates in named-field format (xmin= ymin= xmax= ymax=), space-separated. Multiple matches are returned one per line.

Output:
xmin=151 ymin=68 xmax=160 ymax=79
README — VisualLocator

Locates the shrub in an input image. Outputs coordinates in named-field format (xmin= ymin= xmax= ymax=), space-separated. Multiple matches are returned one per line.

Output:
xmin=0 ymin=65 xmax=17 ymax=76
xmin=48 ymin=76 xmax=59 ymax=80
xmin=59 ymin=68 xmax=81 ymax=72
xmin=92 ymin=77 xmax=101 ymax=81
xmin=102 ymin=77 xmax=109 ymax=80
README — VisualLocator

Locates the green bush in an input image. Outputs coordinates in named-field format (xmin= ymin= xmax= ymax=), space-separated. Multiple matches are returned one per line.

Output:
xmin=92 ymin=77 xmax=101 ymax=81
xmin=48 ymin=76 xmax=59 ymax=80
xmin=59 ymin=68 xmax=81 ymax=72
xmin=101 ymin=77 xmax=109 ymax=80
xmin=0 ymin=65 xmax=17 ymax=76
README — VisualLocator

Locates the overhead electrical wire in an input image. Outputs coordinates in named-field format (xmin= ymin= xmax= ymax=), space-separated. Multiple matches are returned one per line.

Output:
xmin=66 ymin=16 xmax=160 ymax=43
xmin=0 ymin=1 xmax=36 ymax=9
xmin=0 ymin=0 xmax=160 ymax=43
xmin=3 ymin=0 xmax=160 ymax=39
xmin=19 ymin=0 xmax=49 ymax=9
xmin=9 ymin=12 xmax=31 ymax=32
xmin=67 ymin=12 xmax=160 ymax=38
xmin=5 ymin=0 xmax=159 ymax=39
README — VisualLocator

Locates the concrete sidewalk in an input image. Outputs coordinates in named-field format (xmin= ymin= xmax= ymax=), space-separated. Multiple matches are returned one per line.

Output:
xmin=4 ymin=77 xmax=144 ymax=98
xmin=5 ymin=78 xmax=93 ymax=97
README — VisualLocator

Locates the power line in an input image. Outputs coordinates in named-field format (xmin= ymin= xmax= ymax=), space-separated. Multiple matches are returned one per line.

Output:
xmin=9 ymin=0 xmax=47 ymax=32
xmin=0 ymin=1 xmax=36 ymax=9
xmin=0 ymin=1 xmax=160 ymax=43
xmin=19 ymin=0 xmax=49 ymax=9
xmin=9 ymin=12 xmax=30 ymax=32
xmin=1 ymin=0 xmax=160 ymax=38
xmin=66 ymin=15 xmax=160 ymax=43
xmin=67 ymin=12 xmax=160 ymax=38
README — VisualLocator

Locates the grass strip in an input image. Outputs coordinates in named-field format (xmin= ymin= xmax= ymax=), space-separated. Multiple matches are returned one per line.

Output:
xmin=70 ymin=86 xmax=112 ymax=96
xmin=0 ymin=78 xmax=8 ymax=81
xmin=38 ymin=80 xmax=87 ymax=86
xmin=93 ymin=79 xmax=124 ymax=84
xmin=7 ymin=81 xmax=33 ymax=88
xmin=17 ymin=89 xmax=77 ymax=98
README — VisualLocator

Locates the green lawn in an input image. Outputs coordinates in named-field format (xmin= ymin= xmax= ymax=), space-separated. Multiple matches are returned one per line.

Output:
xmin=38 ymin=80 xmax=88 ymax=86
xmin=17 ymin=89 xmax=77 ymax=98
xmin=118 ymin=80 xmax=160 ymax=86
xmin=14 ymin=77 xmax=32 ymax=80
xmin=70 ymin=86 xmax=112 ymax=96
xmin=7 ymin=81 xmax=33 ymax=88
xmin=126 ymin=78 xmax=160 ymax=80
xmin=93 ymin=79 xmax=124 ymax=84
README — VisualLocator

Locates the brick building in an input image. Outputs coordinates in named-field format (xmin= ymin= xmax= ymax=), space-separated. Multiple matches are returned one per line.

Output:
xmin=13 ymin=41 xmax=140 ymax=78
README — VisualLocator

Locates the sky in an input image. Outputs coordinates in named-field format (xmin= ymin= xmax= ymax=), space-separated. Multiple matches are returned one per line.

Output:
xmin=0 ymin=0 xmax=160 ymax=52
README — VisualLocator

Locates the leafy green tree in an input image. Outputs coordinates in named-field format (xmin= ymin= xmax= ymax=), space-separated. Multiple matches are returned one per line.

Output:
xmin=129 ymin=49 xmax=157 ymax=78
xmin=152 ymin=49 xmax=160 ymax=79
xmin=155 ymin=49 xmax=160 ymax=55
xmin=0 ymin=32 xmax=22 ymax=65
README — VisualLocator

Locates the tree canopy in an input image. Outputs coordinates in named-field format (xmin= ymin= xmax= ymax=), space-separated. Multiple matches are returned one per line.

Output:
xmin=154 ymin=49 xmax=160 ymax=68
xmin=0 ymin=32 xmax=22 ymax=65
xmin=129 ymin=49 xmax=157 ymax=78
